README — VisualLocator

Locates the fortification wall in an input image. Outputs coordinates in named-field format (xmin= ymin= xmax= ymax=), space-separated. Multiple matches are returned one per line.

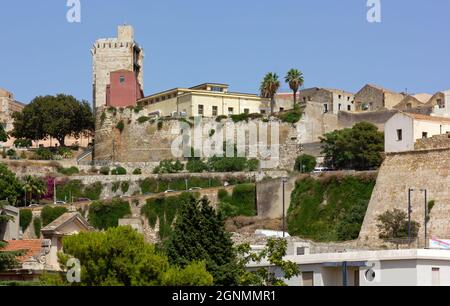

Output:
xmin=94 ymin=108 xmax=302 ymax=170
xmin=359 ymin=148 xmax=450 ymax=245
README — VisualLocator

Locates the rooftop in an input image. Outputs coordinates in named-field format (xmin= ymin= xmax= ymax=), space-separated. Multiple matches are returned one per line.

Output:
xmin=401 ymin=112 xmax=450 ymax=124
xmin=1 ymin=240 xmax=43 ymax=263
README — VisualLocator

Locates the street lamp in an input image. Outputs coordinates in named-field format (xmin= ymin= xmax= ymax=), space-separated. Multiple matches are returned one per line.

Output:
xmin=408 ymin=188 xmax=429 ymax=248
xmin=282 ymin=177 xmax=288 ymax=238
xmin=408 ymin=188 xmax=414 ymax=247
xmin=420 ymin=189 xmax=428 ymax=249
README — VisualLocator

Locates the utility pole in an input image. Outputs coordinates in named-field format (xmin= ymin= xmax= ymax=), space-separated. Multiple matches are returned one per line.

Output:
xmin=282 ymin=177 xmax=288 ymax=238
xmin=53 ymin=178 xmax=56 ymax=204
xmin=408 ymin=188 xmax=414 ymax=247
xmin=421 ymin=189 xmax=428 ymax=249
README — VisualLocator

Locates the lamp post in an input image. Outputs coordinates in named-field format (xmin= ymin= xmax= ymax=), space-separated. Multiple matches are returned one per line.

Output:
xmin=408 ymin=188 xmax=414 ymax=247
xmin=282 ymin=177 xmax=288 ymax=238
xmin=420 ymin=189 xmax=428 ymax=249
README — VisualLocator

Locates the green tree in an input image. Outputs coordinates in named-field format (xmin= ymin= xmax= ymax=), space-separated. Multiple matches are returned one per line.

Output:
xmin=165 ymin=197 xmax=239 ymax=285
xmin=237 ymin=239 xmax=300 ymax=286
xmin=321 ymin=122 xmax=384 ymax=170
xmin=377 ymin=209 xmax=420 ymax=242
xmin=294 ymin=154 xmax=317 ymax=173
xmin=20 ymin=209 xmax=33 ymax=232
xmin=11 ymin=94 xmax=94 ymax=147
xmin=260 ymin=73 xmax=281 ymax=114
xmin=61 ymin=226 xmax=213 ymax=286
xmin=88 ymin=199 xmax=131 ymax=230
xmin=0 ymin=163 xmax=23 ymax=205
xmin=0 ymin=241 xmax=22 ymax=273
xmin=41 ymin=206 xmax=68 ymax=227
xmin=0 ymin=123 xmax=8 ymax=142
xmin=285 ymin=69 xmax=304 ymax=108
xmin=22 ymin=176 xmax=47 ymax=205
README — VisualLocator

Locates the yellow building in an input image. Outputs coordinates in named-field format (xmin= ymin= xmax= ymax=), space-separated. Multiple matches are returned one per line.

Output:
xmin=137 ymin=83 xmax=270 ymax=117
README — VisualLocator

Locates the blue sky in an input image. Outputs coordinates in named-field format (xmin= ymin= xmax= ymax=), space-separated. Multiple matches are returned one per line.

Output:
xmin=1 ymin=0 xmax=449 ymax=104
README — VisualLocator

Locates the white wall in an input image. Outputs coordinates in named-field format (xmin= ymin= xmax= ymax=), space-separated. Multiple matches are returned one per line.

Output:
xmin=385 ymin=113 xmax=414 ymax=153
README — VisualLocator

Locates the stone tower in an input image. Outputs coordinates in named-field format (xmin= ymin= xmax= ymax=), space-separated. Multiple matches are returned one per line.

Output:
xmin=91 ymin=25 xmax=144 ymax=109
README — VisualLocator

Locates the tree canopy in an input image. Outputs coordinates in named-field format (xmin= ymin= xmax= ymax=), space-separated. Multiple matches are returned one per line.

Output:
xmin=285 ymin=69 xmax=304 ymax=107
xmin=61 ymin=226 xmax=213 ymax=286
xmin=164 ymin=197 xmax=240 ymax=286
xmin=11 ymin=94 xmax=94 ymax=147
xmin=260 ymin=73 xmax=281 ymax=114
xmin=321 ymin=122 xmax=384 ymax=171
xmin=0 ymin=163 xmax=23 ymax=205
xmin=377 ymin=209 xmax=420 ymax=242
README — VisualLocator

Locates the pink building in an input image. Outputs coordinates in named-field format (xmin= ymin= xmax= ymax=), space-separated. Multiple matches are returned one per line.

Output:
xmin=106 ymin=70 xmax=143 ymax=108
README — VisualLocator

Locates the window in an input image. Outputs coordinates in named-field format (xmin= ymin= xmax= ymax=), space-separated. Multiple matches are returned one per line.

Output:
xmin=339 ymin=95 xmax=342 ymax=99
xmin=347 ymin=105 xmax=351 ymax=111
xmin=324 ymin=104 xmax=328 ymax=113
xmin=397 ymin=129 xmax=403 ymax=141
xmin=338 ymin=104 xmax=342 ymax=111
xmin=211 ymin=87 xmax=224 ymax=92
xmin=261 ymin=110 xmax=266 ymax=115
xmin=212 ymin=106 xmax=218 ymax=117
xmin=279 ymin=108 xmax=284 ymax=112
xmin=119 ymin=76 xmax=125 ymax=84
xmin=422 ymin=132 xmax=428 ymax=139
xmin=406 ymin=103 xmax=412 ymax=110
xmin=244 ymin=108 xmax=250 ymax=114
xmin=437 ymin=99 xmax=445 ymax=109
xmin=228 ymin=107 xmax=234 ymax=115
xmin=198 ymin=105 xmax=204 ymax=116
xmin=302 ymin=272 xmax=314 ymax=287
xmin=432 ymin=268 xmax=440 ymax=286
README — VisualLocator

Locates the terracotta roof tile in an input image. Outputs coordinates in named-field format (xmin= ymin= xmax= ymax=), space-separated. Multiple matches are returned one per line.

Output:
xmin=1 ymin=240 xmax=43 ymax=263
xmin=401 ymin=112 xmax=450 ymax=124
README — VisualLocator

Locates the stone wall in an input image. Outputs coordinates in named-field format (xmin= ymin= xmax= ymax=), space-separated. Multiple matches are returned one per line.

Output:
xmin=359 ymin=148 xmax=450 ymax=245
xmin=94 ymin=108 xmax=302 ymax=170
xmin=415 ymin=133 xmax=450 ymax=150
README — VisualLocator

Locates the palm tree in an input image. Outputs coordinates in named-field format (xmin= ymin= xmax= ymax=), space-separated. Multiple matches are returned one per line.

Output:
xmin=23 ymin=176 xmax=47 ymax=206
xmin=285 ymin=69 xmax=304 ymax=109
xmin=260 ymin=73 xmax=281 ymax=115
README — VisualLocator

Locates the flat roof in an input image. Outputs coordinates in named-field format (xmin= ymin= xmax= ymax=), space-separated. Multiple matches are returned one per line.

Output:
xmin=248 ymin=249 xmax=450 ymax=268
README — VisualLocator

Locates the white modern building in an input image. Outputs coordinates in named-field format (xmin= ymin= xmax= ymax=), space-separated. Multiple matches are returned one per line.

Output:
xmin=248 ymin=249 xmax=450 ymax=286
xmin=384 ymin=112 xmax=450 ymax=153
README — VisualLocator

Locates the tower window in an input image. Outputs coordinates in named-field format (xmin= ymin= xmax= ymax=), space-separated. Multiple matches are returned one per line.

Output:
xmin=119 ymin=76 xmax=125 ymax=84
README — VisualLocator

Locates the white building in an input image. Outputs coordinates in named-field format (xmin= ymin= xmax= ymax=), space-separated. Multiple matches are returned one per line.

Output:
xmin=249 ymin=249 xmax=450 ymax=286
xmin=384 ymin=112 xmax=450 ymax=153
xmin=430 ymin=90 xmax=450 ymax=118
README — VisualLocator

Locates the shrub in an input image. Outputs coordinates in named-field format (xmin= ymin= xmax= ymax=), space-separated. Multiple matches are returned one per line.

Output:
xmin=112 ymin=182 xmax=120 ymax=193
xmin=116 ymin=120 xmax=125 ymax=133
xmin=6 ymin=149 xmax=16 ymax=157
xmin=34 ymin=148 xmax=53 ymax=160
xmin=41 ymin=206 xmax=69 ymax=227
xmin=14 ymin=139 xmax=32 ymax=148
xmin=20 ymin=151 xmax=27 ymax=160
xmin=186 ymin=159 xmax=208 ymax=173
xmin=20 ymin=209 xmax=33 ymax=232
xmin=139 ymin=178 xmax=158 ymax=194
xmin=121 ymin=181 xmax=130 ymax=194
xmin=209 ymin=129 xmax=216 ymax=137
xmin=294 ymin=154 xmax=317 ymax=173
xmin=88 ymin=199 xmax=131 ymax=230
xmin=215 ymin=115 xmax=228 ymax=122
xmin=155 ymin=160 xmax=184 ymax=174
xmin=133 ymin=168 xmax=142 ymax=175
xmin=33 ymin=217 xmax=42 ymax=238
xmin=134 ymin=105 xmax=143 ymax=114
xmin=58 ymin=166 xmax=80 ymax=176
xmin=247 ymin=159 xmax=259 ymax=171
xmin=277 ymin=109 xmax=302 ymax=123
xmin=111 ymin=166 xmax=127 ymax=175
xmin=137 ymin=116 xmax=150 ymax=124
xmin=99 ymin=166 xmax=110 ymax=175
xmin=83 ymin=182 xmax=103 ymax=201
xmin=157 ymin=120 xmax=164 ymax=130
xmin=287 ymin=175 xmax=376 ymax=242
xmin=57 ymin=147 xmax=74 ymax=159
xmin=100 ymin=111 xmax=106 ymax=126
xmin=218 ymin=184 xmax=256 ymax=218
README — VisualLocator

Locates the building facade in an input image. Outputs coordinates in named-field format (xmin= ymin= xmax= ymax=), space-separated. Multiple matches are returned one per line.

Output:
xmin=295 ymin=88 xmax=355 ymax=115
xmin=355 ymin=84 xmax=405 ymax=112
xmin=384 ymin=112 xmax=450 ymax=153
xmin=137 ymin=83 xmax=270 ymax=117
xmin=249 ymin=249 xmax=450 ymax=286
xmin=106 ymin=70 xmax=143 ymax=108
xmin=92 ymin=25 xmax=144 ymax=109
